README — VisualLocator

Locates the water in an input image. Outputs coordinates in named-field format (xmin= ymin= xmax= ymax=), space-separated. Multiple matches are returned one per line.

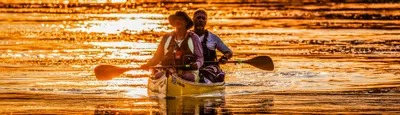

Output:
xmin=0 ymin=0 xmax=400 ymax=114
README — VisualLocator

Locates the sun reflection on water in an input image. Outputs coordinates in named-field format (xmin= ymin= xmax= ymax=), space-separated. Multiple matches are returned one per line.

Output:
xmin=62 ymin=13 xmax=170 ymax=35
xmin=87 ymin=42 xmax=157 ymax=48
xmin=0 ymin=1 xmax=400 ymax=114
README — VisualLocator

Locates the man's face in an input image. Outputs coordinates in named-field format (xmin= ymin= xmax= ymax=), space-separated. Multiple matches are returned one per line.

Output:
xmin=174 ymin=16 xmax=187 ymax=29
xmin=193 ymin=13 xmax=207 ymax=29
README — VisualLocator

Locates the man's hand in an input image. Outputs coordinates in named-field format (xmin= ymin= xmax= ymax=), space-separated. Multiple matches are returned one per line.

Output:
xmin=218 ymin=56 xmax=228 ymax=64
xmin=219 ymin=52 xmax=232 ymax=64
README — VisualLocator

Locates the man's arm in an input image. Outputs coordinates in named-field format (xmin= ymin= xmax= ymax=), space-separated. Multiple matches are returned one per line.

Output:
xmin=213 ymin=34 xmax=233 ymax=59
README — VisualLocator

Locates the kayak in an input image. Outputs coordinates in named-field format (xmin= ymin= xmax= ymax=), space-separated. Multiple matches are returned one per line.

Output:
xmin=94 ymin=56 xmax=274 ymax=96
xmin=147 ymin=74 xmax=225 ymax=97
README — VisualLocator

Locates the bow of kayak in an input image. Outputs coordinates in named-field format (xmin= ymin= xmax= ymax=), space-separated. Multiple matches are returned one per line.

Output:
xmin=148 ymin=74 xmax=225 ymax=97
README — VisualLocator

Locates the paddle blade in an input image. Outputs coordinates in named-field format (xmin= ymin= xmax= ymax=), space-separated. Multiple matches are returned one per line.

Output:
xmin=94 ymin=65 xmax=128 ymax=81
xmin=245 ymin=56 xmax=274 ymax=71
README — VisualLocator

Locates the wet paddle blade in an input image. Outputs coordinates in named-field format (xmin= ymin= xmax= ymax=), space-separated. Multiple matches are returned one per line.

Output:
xmin=94 ymin=65 xmax=187 ymax=81
xmin=94 ymin=65 xmax=135 ymax=81
xmin=244 ymin=56 xmax=274 ymax=71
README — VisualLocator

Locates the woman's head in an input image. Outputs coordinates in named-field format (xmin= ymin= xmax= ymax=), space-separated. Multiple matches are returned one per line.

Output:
xmin=168 ymin=11 xmax=194 ymax=30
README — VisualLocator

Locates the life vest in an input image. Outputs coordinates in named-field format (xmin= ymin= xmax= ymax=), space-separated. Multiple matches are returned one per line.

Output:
xmin=201 ymin=30 xmax=218 ymax=67
xmin=161 ymin=32 xmax=196 ymax=70
xmin=198 ymin=30 xmax=225 ymax=83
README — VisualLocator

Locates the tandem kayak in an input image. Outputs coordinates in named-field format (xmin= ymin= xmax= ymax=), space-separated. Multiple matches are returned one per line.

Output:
xmin=147 ymin=74 xmax=225 ymax=97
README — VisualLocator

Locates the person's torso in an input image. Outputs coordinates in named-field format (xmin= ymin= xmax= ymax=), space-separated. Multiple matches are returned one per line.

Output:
xmin=161 ymin=32 xmax=197 ymax=68
xmin=199 ymin=32 xmax=219 ymax=51
xmin=200 ymin=31 xmax=218 ymax=66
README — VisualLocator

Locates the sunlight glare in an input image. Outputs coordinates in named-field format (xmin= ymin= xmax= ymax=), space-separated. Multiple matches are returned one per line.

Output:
xmin=67 ymin=17 xmax=169 ymax=34
xmin=87 ymin=42 xmax=158 ymax=49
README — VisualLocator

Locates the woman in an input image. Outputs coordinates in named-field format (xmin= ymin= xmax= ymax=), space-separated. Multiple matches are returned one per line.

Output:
xmin=140 ymin=11 xmax=203 ymax=82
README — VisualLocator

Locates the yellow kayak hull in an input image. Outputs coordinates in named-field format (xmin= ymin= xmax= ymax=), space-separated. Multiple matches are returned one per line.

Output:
xmin=148 ymin=74 xmax=225 ymax=97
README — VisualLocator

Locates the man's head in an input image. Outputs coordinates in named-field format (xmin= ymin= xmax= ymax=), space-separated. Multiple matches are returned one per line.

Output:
xmin=193 ymin=9 xmax=207 ymax=30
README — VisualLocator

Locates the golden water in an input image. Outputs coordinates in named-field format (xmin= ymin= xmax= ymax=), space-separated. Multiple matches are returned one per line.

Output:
xmin=0 ymin=0 xmax=399 ymax=114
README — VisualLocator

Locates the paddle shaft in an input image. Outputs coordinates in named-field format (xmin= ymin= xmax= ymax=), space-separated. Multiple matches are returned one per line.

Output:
xmin=124 ymin=60 xmax=260 ymax=71
xmin=122 ymin=65 xmax=190 ymax=71
xmin=204 ymin=60 xmax=245 ymax=64
xmin=126 ymin=60 xmax=245 ymax=70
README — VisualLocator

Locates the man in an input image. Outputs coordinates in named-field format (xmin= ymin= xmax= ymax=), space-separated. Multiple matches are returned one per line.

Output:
xmin=192 ymin=9 xmax=233 ymax=83
xmin=141 ymin=11 xmax=203 ymax=82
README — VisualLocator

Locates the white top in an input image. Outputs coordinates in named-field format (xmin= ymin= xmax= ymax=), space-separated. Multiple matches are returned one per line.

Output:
xmin=198 ymin=31 xmax=232 ymax=53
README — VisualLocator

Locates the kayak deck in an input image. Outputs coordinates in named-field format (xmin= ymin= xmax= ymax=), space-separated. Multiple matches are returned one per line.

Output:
xmin=148 ymin=74 xmax=225 ymax=97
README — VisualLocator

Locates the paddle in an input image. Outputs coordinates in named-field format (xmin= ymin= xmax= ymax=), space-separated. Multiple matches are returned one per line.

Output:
xmin=94 ymin=56 xmax=274 ymax=81
xmin=205 ymin=56 xmax=274 ymax=71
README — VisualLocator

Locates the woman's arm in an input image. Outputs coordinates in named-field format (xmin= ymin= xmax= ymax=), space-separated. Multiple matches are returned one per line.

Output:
xmin=191 ymin=33 xmax=204 ymax=69
xmin=146 ymin=35 xmax=168 ymax=66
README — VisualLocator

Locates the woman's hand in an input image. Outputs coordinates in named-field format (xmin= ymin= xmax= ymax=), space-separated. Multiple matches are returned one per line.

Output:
xmin=167 ymin=68 xmax=176 ymax=74
xmin=140 ymin=64 xmax=150 ymax=70
xmin=190 ymin=62 xmax=199 ymax=70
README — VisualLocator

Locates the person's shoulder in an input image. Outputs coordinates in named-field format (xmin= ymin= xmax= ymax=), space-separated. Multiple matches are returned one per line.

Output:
xmin=158 ymin=32 xmax=172 ymax=44
xmin=188 ymin=31 xmax=200 ymax=41
xmin=207 ymin=30 xmax=214 ymax=35
xmin=165 ymin=32 xmax=174 ymax=37
xmin=188 ymin=31 xmax=199 ymax=37
xmin=162 ymin=32 xmax=173 ymax=39
xmin=207 ymin=30 xmax=222 ymax=40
